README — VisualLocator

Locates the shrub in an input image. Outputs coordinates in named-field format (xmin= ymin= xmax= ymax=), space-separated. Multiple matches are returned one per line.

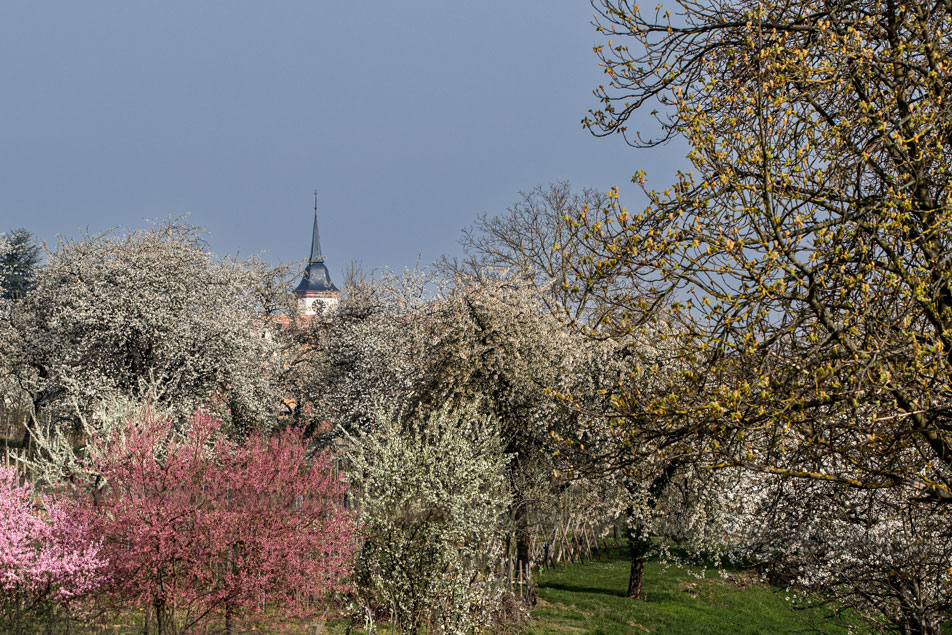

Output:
xmin=77 ymin=411 xmax=356 ymax=634
xmin=0 ymin=465 xmax=105 ymax=632
xmin=349 ymin=404 xmax=511 ymax=633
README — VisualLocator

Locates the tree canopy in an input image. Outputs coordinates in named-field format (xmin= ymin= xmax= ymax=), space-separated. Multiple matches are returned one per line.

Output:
xmin=0 ymin=229 xmax=40 ymax=301
xmin=1 ymin=221 xmax=283 ymax=469
xmin=571 ymin=0 xmax=952 ymax=502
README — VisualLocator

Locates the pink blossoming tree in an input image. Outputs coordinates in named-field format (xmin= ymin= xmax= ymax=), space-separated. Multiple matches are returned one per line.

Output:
xmin=0 ymin=465 xmax=106 ymax=631
xmin=78 ymin=412 xmax=356 ymax=634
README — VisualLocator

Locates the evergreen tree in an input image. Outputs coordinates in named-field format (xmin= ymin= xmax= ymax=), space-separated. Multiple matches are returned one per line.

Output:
xmin=0 ymin=229 xmax=40 ymax=300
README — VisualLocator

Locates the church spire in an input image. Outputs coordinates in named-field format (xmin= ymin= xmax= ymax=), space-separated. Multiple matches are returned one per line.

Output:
xmin=309 ymin=190 xmax=325 ymax=263
xmin=294 ymin=191 xmax=339 ymax=312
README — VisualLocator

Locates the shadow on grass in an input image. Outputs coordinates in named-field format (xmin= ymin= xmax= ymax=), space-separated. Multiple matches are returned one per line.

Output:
xmin=539 ymin=582 xmax=627 ymax=598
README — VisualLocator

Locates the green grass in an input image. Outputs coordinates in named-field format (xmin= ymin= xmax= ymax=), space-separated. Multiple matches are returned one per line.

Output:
xmin=527 ymin=552 xmax=851 ymax=634
xmin=47 ymin=554 xmax=850 ymax=633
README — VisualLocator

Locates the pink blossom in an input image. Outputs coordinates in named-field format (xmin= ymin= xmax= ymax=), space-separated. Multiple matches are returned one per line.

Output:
xmin=0 ymin=465 xmax=106 ymax=615
xmin=76 ymin=411 xmax=356 ymax=632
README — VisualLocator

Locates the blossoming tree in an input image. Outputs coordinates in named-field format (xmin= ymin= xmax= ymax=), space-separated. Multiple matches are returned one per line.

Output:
xmin=77 ymin=411 xmax=355 ymax=634
xmin=2 ymin=220 xmax=284 ymax=483
xmin=0 ymin=465 xmax=106 ymax=631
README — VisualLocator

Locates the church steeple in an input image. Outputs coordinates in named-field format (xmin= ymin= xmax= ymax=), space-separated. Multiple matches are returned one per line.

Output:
xmin=294 ymin=191 xmax=339 ymax=316
xmin=308 ymin=190 xmax=325 ymax=263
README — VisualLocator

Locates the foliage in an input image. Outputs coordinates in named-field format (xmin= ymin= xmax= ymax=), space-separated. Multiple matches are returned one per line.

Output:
xmin=0 ymin=229 xmax=40 ymax=301
xmin=579 ymin=0 xmax=952 ymax=501
xmin=734 ymin=475 xmax=952 ymax=634
xmin=455 ymin=183 xmax=760 ymax=600
xmin=348 ymin=404 xmax=512 ymax=634
xmin=310 ymin=268 xmax=587 ymax=442
xmin=313 ymin=263 xmax=742 ymax=603
xmin=567 ymin=0 xmax=952 ymax=626
xmin=297 ymin=269 xmax=418 ymax=442
xmin=1 ymin=220 xmax=284 ymax=481
xmin=76 ymin=411 xmax=355 ymax=635
xmin=0 ymin=465 xmax=106 ymax=633
xmin=315 ymin=270 xmax=609 ymax=590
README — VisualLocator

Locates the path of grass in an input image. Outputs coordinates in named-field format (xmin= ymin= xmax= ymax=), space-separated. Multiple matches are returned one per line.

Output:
xmin=527 ymin=553 xmax=850 ymax=634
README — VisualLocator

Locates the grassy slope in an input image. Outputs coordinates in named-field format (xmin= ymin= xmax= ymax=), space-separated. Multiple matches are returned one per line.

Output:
xmin=527 ymin=554 xmax=850 ymax=634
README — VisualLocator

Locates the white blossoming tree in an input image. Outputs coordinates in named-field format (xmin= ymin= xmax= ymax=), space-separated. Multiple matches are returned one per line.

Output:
xmin=305 ymin=270 xmax=596 ymax=606
xmin=349 ymin=404 xmax=511 ymax=633
xmin=1 ymin=221 xmax=283 ymax=481
xmin=310 ymin=264 xmax=740 ymax=604
xmin=729 ymin=455 xmax=952 ymax=633
xmin=456 ymin=184 xmax=756 ymax=598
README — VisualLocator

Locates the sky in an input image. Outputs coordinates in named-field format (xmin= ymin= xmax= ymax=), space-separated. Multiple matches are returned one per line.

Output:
xmin=0 ymin=1 xmax=688 ymax=284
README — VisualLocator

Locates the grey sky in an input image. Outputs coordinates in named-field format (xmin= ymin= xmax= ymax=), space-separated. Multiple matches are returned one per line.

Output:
xmin=0 ymin=1 xmax=687 ymax=284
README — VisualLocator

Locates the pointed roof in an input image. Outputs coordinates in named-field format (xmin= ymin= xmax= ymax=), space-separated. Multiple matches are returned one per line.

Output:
xmin=308 ymin=192 xmax=324 ymax=263
xmin=294 ymin=192 xmax=339 ymax=295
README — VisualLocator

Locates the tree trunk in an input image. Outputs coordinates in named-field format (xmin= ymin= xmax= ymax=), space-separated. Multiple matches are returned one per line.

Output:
xmin=897 ymin=606 xmax=938 ymax=635
xmin=224 ymin=603 xmax=234 ymax=635
xmin=890 ymin=575 xmax=938 ymax=635
xmin=627 ymin=553 xmax=646 ymax=600
xmin=514 ymin=503 xmax=531 ymax=581
xmin=624 ymin=484 xmax=653 ymax=600
xmin=154 ymin=601 xmax=168 ymax=635
xmin=626 ymin=520 xmax=651 ymax=600
xmin=18 ymin=423 xmax=30 ymax=451
xmin=623 ymin=460 xmax=682 ymax=600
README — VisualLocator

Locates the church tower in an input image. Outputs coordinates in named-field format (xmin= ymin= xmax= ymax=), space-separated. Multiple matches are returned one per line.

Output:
xmin=294 ymin=192 xmax=339 ymax=315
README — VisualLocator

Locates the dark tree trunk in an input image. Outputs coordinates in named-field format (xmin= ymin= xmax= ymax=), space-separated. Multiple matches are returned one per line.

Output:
xmin=896 ymin=604 xmax=938 ymax=635
xmin=627 ymin=554 xmax=645 ymax=600
xmin=890 ymin=576 xmax=938 ymax=635
xmin=514 ymin=503 xmax=531 ymax=581
xmin=623 ymin=460 xmax=681 ymax=601
xmin=154 ymin=600 xmax=167 ymax=635
xmin=898 ymin=614 xmax=936 ymax=635
xmin=626 ymin=518 xmax=651 ymax=600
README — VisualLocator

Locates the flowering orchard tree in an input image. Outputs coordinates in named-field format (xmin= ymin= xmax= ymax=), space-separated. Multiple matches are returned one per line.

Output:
xmin=1 ymin=221 xmax=284 ymax=482
xmin=572 ymin=0 xmax=952 ymax=504
xmin=313 ymin=268 xmax=737 ymax=602
xmin=455 ymin=183 xmax=759 ymax=598
xmin=303 ymin=270 xmax=428 ymax=441
xmin=348 ymin=404 xmax=512 ymax=633
xmin=525 ymin=0 xmax=952 ymax=621
xmin=725 ymin=460 xmax=952 ymax=634
xmin=78 ymin=412 xmax=355 ymax=635
xmin=313 ymin=271 xmax=595 ymax=583
xmin=0 ymin=465 xmax=106 ymax=631
xmin=541 ymin=316 xmax=749 ymax=599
